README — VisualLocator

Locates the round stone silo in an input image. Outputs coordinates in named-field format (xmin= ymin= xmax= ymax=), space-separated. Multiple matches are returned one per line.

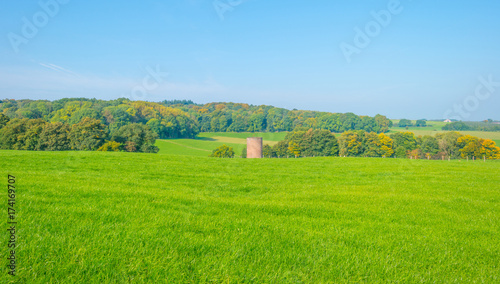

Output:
xmin=247 ymin=137 xmax=263 ymax=158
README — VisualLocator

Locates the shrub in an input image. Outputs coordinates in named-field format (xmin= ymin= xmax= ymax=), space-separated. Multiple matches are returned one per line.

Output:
xmin=97 ymin=141 xmax=122 ymax=152
xmin=210 ymin=144 xmax=235 ymax=158
xmin=241 ymin=145 xmax=247 ymax=158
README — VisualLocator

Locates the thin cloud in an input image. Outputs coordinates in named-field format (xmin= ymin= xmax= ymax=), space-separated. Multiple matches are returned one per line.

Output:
xmin=38 ymin=62 xmax=81 ymax=77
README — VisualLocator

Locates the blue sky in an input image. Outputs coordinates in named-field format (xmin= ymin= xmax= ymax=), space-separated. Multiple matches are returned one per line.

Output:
xmin=1 ymin=0 xmax=499 ymax=120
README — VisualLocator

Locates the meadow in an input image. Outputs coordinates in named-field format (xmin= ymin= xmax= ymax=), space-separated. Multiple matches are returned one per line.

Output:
xmin=156 ymin=132 xmax=287 ymax=157
xmin=1 ymin=149 xmax=499 ymax=283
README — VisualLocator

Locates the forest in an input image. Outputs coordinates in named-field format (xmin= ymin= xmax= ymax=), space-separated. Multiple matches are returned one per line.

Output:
xmin=0 ymin=98 xmax=393 ymax=152
xmin=3 ymin=98 xmax=497 ymax=158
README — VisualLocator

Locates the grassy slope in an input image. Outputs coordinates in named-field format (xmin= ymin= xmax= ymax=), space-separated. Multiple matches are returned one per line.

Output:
xmin=156 ymin=132 xmax=287 ymax=157
xmin=198 ymin=132 xmax=287 ymax=141
xmin=1 ymin=151 xmax=499 ymax=283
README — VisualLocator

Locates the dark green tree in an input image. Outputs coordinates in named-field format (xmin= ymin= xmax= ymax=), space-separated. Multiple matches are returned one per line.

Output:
xmin=398 ymin=119 xmax=413 ymax=127
xmin=435 ymin=132 xmax=463 ymax=158
xmin=37 ymin=122 xmax=71 ymax=151
xmin=415 ymin=120 xmax=427 ymax=127
xmin=112 ymin=123 xmax=159 ymax=153
xmin=363 ymin=132 xmax=381 ymax=157
xmin=390 ymin=132 xmax=417 ymax=156
xmin=262 ymin=144 xmax=274 ymax=158
xmin=374 ymin=114 xmax=392 ymax=133
xmin=395 ymin=146 xmax=407 ymax=158
xmin=442 ymin=121 xmax=470 ymax=131
xmin=69 ymin=118 xmax=107 ymax=151
xmin=282 ymin=129 xmax=339 ymax=157
xmin=272 ymin=140 xmax=291 ymax=158
xmin=241 ymin=145 xmax=247 ymax=158
xmin=0 ymin=113 xmax=10 ymax=129
xmin=0 ymin=118 xmax=46 ymax=150
xmin=418 ymin=135 xmax=439 ymax=158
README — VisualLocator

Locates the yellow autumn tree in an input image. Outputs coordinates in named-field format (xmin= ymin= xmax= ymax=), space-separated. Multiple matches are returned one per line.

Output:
xmin=339 ymin=131 xmax=364 ymax=157
xmin=457 ymin=135 xmax=484 ymax=159
xmin=288 ymin=141 xmax=301 ymax=157
xmin=481 ymin=139 xmax=500 ymax=159
xmin=378 ymin=133 xmax=394 ymax=157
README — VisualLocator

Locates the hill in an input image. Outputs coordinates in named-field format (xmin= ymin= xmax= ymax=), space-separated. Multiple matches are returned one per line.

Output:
xmin=0 ymin=98 xmax=393 ymax=139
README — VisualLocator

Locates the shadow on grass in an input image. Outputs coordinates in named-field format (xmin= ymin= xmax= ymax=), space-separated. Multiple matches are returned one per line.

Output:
xmin=194 ymin=137 xmax=216 ymax=141
xmin=162 ymin=137 xmax=216 ymax=141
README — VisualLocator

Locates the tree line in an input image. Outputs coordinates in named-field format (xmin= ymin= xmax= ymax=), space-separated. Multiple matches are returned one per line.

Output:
xmin=238 ymin=130 xmax=500 ymax=160
xmin=177 ymin=102 xmax=393 ymax=133
xmin=0 ymin=99 xmax=393 ymax=140
xmin=397 ymin=119 xmax=427 ymax=127
xmin=0 ymin=114 xmax=158 ymax=153
xmin=396 ymin=119 xmax=500 ymax=132
xmin=443 ymin=121 xmax=500 ymax=132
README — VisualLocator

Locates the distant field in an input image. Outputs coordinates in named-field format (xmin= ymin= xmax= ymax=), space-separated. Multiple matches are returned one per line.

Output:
xmin=389 ymin=129 xmax=500 ymax=141
xmin=389 ymin=120 xmax=500 ymax=141
xmin=1 ymin=151 xmax=499 ymax=282
xmin=157 ymin=132 xmax=287 ymax=157
xmin=390 ymin=120 xmax=447 ymax=131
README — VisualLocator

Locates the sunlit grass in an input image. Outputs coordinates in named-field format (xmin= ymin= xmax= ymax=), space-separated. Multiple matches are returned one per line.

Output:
xmin=156 ymin=132 xmax=286 ymax=157
xmin=1 ymin=150 xmax=499 ymax=282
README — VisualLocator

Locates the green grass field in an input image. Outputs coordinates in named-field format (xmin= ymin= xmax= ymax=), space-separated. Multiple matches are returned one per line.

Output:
xmin=156 ymin=132 xmax=287 ymax=157
xmin=1 ymin=150 xmax=499 ymax=283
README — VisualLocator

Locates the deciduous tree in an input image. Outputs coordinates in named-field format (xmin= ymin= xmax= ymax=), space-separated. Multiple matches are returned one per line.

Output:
xmin=0 ymin=113 xmax=9 ymax=129
xmin=69 ymin=118 xmax=107 ymax=151
xmin=480 ymin=139 xmax=500 ymax=160
xmin=37 ymin=122 xmax=71 ymax=151
xmin=339 ymin=130 xmax=364 ymax=157
xmin=112 ymin=123 xmax=159 ymax=153
xmin=457 ymin=135 xmax=481 ymax=158
xmin=397 ymin=119 xmax=412 ymax=127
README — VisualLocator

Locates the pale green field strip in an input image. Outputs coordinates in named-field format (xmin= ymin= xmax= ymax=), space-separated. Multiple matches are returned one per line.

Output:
xmin=162 ymin=140 xmax=211 ymax=152
xmin=198 ymin=132 xmax=287 ymax=141
xmin=207 ymin=136 xmax=279 ymax=146
xmin=389 ymin=120 xmax=500 ymax=140
xmin=391 ymin=129 xmax=500 ymax=140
